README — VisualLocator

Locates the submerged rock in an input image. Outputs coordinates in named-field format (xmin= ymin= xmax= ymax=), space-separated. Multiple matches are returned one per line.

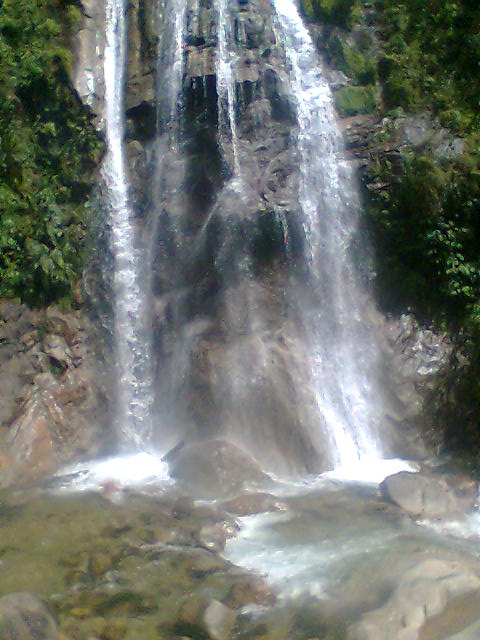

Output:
xmin=177 ymin=597 xmax=237 ymax=640
xmin=0 ymin=593 xmax=59 ymax=640
xmin=203 ymin=599 xmax=237 ymax=640
xmin=220 ymin=491 xmax=286 ymax=516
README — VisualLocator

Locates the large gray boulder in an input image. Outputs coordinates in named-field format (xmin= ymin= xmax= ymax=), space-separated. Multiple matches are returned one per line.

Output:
xmin=380 ymin=471 xmax=478 ymax=519
xmin=348 ymin=559 xmax=480 ymax=640
xmin=168 ymin=439 xmax=270 ymax=499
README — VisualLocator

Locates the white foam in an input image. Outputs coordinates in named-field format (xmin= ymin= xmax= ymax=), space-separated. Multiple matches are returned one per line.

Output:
xmin=54 ymin=452 xmax=172 ymax=493
xmin=322 ymin=457 xmax=419 ymax=485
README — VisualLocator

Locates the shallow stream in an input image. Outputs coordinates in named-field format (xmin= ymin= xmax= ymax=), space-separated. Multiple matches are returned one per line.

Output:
xmin=2 ymin=454 xmax=480 ymax=639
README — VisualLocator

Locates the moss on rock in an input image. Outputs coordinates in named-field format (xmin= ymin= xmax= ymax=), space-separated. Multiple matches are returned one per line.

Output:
xmin=334 ymin=85 xmax=376 ymax=116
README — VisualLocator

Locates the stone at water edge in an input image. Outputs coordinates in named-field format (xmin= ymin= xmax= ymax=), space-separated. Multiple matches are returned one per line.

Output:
xmin=347 ymin=559 xmax=480 ymax=640
xmin=168 ymin=439 xmax=270 ymax=499
xmin=203 ymin=600 xmax=237 ymax=640
xmin=380 ymin=470 xmax=478 ymax=519
xmin=0 ymin=593 xmax=59 ymax=640
xmin=176 ymin=596 xmax=237 ymax=640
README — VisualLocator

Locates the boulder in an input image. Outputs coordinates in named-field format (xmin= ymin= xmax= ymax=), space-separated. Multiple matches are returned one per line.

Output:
xmin=348 ymin=559 xmax=480 ymax=640
xmin=0 ymin=593 xmax=59 ymax=640
xmin=197 ymin=520 xmax=239 ymax=553
xmin=176 ymin=597 xmax=237 ymax=640
xmin=220 ymin=492 xmax=285 ymax=516
xmin=203 ymin=599 xmax=237 ymax=640
xmin=225 ymin=576 xmax=276 ymax=609
xmin=168 ymin=440 xmax=269 ymax=499
xmin=380 ymin=471 xmax=478 ymax=519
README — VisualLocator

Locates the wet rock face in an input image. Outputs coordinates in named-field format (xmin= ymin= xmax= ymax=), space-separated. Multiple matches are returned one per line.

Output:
xmin=374 ymin=312 xmax=453 ymax=458
xmin=0 ymin=301 xmax=109 ymax=487
xmin=70 ymin=0 xmax=106 ymax=123
xmin=168 ymin=439 xmax=270 ymax=499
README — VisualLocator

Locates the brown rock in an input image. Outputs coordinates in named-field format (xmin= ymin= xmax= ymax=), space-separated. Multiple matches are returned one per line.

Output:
xmin=226 ymin=577 xmax=276 ymax=609
xmin=221 ymin=492 xmax=285 ymax=516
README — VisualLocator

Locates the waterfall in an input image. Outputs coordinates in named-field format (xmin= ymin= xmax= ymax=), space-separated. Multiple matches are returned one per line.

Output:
xmin=216 ymin=0 xmax=241 ymax=177
xmin=147 ymin=0 xmax=187 ymax=270
xmin=103 ymin=0 xmax=153 ymax=447
xmin=273 ymin=0 xmax=381 ymax=466
xmin=157 ymin=0 xmax=187 ymax=133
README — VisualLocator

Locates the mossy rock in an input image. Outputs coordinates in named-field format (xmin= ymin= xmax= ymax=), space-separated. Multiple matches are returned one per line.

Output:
xmin=301 ymin=0 xmax=358 ymax=28
xmin=335 ymin=85 xmax=376 ymax=116
xmin=327 ymin=36 xmax=376 ymax=86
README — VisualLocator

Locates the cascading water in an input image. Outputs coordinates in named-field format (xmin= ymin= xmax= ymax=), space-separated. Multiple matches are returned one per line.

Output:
xmin=156 ymin=0 xmax=187 ymax=133
xmin=103 ymin=0 xmax=153 ymax=447
xmin=273 ymin=0 xmax=381 ymax=468
xmin=216 ymin=0 xmax=242 ymax=177
xmin=147 ymin=0 xmax=187 ymax=271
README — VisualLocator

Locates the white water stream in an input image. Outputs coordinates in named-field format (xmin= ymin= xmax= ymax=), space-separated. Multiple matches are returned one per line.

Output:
xmin=103 ymin=0 xmax=153 ymax=446
xmin=216 ymin=0 xmax=242 ymax=177
xmin=273 ymin=0 xmax=381 ymax=467
xmin=157 ymin=0 xmax=187 ymax=132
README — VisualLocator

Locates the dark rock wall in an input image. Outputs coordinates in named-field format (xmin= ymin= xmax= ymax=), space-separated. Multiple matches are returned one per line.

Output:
xmin=146 ymin=0 xmax=325 ymax=475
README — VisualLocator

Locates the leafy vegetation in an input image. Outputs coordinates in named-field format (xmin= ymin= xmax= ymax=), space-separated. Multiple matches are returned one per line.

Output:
xmin=301 ymin=0 xmax=359 ymax=29
xmin=0 ymin=0 xmax=103 ymax=306
xmin=370 ymin=2 xmax=480 ymax=455
xmin=376 ymin=0 xmax=480 ymax=129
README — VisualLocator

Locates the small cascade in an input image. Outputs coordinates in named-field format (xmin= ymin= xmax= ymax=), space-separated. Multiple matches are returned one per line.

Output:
xmin=273 ymin=0 xmax=381 ymax=466
xmin=147 ymin=0 xmax=187 ymax=271
xmin=216 ymin=0 xmax=242 ymax=178
xmin=156 ymin=0 xmax=187 ymax=134
xmin=103 ymin=0 xmax=153 ymax=447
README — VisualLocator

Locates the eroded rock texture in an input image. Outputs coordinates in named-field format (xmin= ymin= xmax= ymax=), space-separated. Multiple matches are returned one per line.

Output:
xmin=0 ymin=301 xmax=109 ymax=486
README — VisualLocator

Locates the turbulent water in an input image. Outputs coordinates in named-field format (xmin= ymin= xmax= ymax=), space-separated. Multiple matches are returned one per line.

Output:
xmin=273 ymin=0 xmax=381 ymax=466
xmin=103 ymin=0 xmax=153 ymax=446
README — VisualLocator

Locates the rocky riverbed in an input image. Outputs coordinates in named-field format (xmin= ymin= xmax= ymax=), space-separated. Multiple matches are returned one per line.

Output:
xmin=1 ymin=444 xmax=480 ymax=640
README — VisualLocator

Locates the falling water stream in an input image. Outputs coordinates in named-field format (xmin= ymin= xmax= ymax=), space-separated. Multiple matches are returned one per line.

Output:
xmin=274 ymin=0 xmax=381 ymax=469
xmin=103 ymin=0 xmax=153 ymax=446
xmin=216 ymin=0 xmax=242 ymax=177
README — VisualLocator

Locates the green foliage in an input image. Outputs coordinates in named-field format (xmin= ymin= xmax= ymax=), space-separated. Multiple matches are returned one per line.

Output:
xmin=368 ymin=149 xmax=480 ymax=327
xmin=301 ymin=0 xmax=359 ymax=29
xmin=376 ymin=1 xmax=480 ymax=129
xmin=334 ymin=85 xmax=376 ymax=116
xmin=328 ymin=37 xmax=376 ymax=85
xmin=0 ymin=0 xmax=103 ymax=305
